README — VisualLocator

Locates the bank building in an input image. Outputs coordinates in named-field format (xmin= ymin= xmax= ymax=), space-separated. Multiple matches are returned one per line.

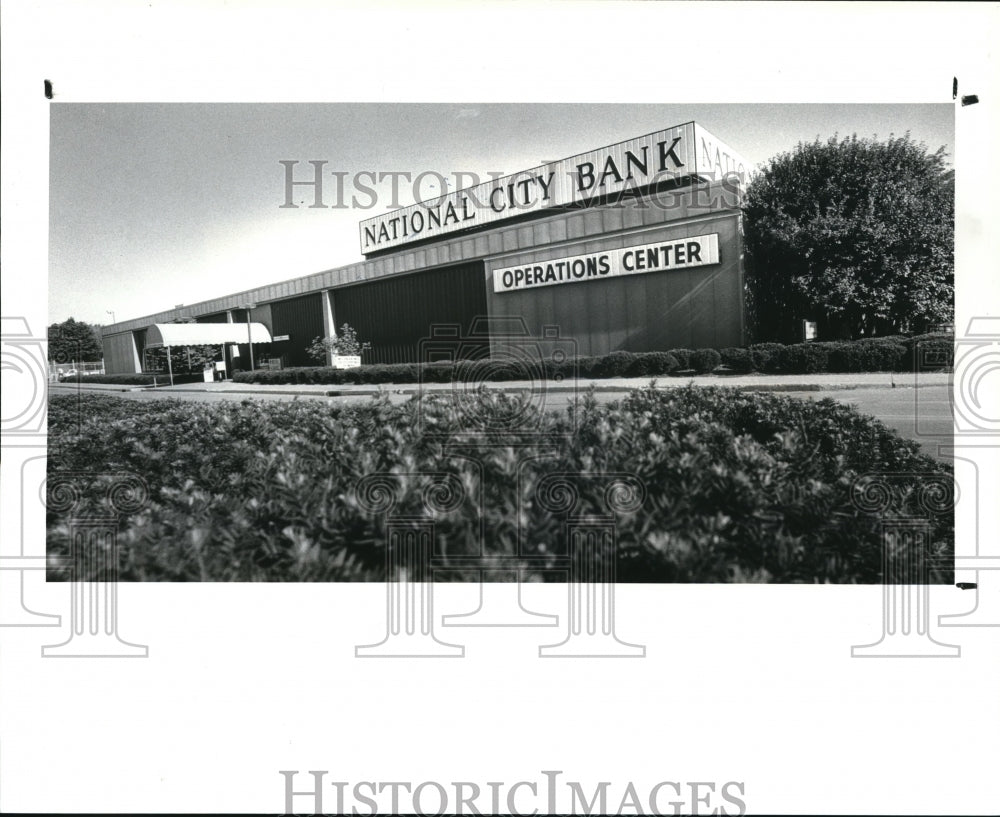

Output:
xmin=101 ymin=121 xmax=753 ymax=375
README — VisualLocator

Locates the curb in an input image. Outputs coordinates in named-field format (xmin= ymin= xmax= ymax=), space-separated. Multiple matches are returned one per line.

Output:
xmin=117 ymin=378 xmax=947 ymax=399
xmin=49 ymin=383 xmax=150 ymax=393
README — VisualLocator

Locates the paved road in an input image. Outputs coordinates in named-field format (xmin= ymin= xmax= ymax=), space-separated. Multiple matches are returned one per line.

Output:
xmin=51 ymin=381 xmax=954 ymax=461
xmin=783 ymin=385 xmax=952 ymax=460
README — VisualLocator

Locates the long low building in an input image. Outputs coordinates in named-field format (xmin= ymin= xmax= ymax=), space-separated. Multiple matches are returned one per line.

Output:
xmin=102 ymin=121 xmax=752 ymax=375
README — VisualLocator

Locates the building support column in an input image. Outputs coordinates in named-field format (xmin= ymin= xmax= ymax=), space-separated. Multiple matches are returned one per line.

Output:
xmin=224 ymin=313 xmax=235 ymax=377
xmin=129 ymin=331 xmax=142 ymax=374
xmin=321 ymin=289 xmax=336 ymax=366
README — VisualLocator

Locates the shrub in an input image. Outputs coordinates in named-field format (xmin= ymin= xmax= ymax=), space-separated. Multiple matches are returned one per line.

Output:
xmin=235 ymin=366 xmax=328 ymax=385
xmin=668 ymin=348 xmax=694 ymax=370
xmin=828 ymin=338 xmax=907 ymax=372
xmin=395 ymin=363 xmax=420 ymax=384
xmin=60 ymin=373 xmax=156 ymax=385
xmin=626 ymin=351 xmax=680 ymax=377
xmin=306 ymin=323 xmax=372 ymax=363
xmin=748 ymin=342 xmax=786 ymax=373
xmin=571 ymin=356 xmax=602 ymax=379
xmin=356 ymin=364 xmax=385 ymax=384
xmin=46 ymin=388 xmax=952 ymax=584
xmin=904 ymin=332 xmax=954 ymax=371
xmin=595 ymin=350 xmax=637 ymax=378
xmin=544 ymin=357 xmax=574 ymax=382
xmin=766 ymin=342 xmax=833 ymax=374
xmin=63 ymin=372 xmax=204 ymax=386
xmin=421 ymin=362 xmax=455 ymax=384
xmin=451 ymin=358 xmax=495 ymax=383
xmin=646 ymin=351 xmax=681 ymax=376
xmin=719 ymin=347 xmax=754 ymax=373
xmin=690 ymin=348 xmax=722 ymax=374
xmin=228 ymin=333 xmax=954 ymax=386
xmin=491 ymin=360 xmax=530 ymax=381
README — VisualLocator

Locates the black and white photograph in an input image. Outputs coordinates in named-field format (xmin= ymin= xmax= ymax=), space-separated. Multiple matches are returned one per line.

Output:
xmin=44 ymin=102 xmax=957 ymax=587
xmin=2 ymin=2 xmax=998 ymax=815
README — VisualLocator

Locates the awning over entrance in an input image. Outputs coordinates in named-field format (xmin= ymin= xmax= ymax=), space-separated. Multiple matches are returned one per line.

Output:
xmin=145 ymin=323 xmax=272 ymax=347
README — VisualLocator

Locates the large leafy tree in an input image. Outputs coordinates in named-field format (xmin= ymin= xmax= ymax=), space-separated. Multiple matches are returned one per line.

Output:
xmin=47 ymin=317 xmax=104 ymax=363
xmin=743 ymin=133 xmax=954 ymax=341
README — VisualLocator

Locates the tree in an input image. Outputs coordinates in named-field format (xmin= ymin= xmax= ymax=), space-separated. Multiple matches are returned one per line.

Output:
xmin=742 ymin=133 xmax=954 ymax=341
xmin=47 ymin=317 xmax=104 ymax=363
xmin=306 ymin=323 xmax=371 ymax=364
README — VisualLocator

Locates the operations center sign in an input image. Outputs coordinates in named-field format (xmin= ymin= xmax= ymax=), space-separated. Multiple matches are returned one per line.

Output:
xmin=493 ymin=234 xmax=720 ymax=293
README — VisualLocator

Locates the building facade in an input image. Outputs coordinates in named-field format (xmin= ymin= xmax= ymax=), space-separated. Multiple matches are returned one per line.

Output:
xmin=102 ymin=121 xmax=751 ymax=374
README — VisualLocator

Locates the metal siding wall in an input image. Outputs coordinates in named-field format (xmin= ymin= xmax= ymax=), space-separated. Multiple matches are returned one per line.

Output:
xmin=683 ymin=219 xmax=719 ymax=349
xmin=134 ymin=329 xmax=148 ymax=368
xmin=623 ymin=264 xmax=645 ymax=350
xmin=196 ymin=313 xmax=229 ymax=323
xmin=254 ymin=303 xmax=274 ymax=334
xmin=485 ymin=212 xmax=743 ymax=355
xmin=103 ymin=180 xmax=743 ymax=360
xmin=269 ymin=295 xmax=323 ymax=367
xmin=102 ymin=333 xmax=138 ymax=374
xmin=332 ymin=261 xmax=488 ymax=364
xmin=708 ymin=216 xmax=743 ymax=347
xmin=106 ymin=180 xmax=740 ymax=337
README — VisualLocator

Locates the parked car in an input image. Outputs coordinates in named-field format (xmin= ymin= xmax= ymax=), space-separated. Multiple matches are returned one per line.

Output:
xmin=56 ymin=369 xmax=78 ymax=382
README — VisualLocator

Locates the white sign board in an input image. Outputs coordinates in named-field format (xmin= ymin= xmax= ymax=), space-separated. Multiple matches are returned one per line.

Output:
xmin=492 ymin=234 xmax=720 ymax=294
xmin=333 ymin=355 xmax=361 ymax=370
xmin=359 ymin=122 xmax=750 ymax=254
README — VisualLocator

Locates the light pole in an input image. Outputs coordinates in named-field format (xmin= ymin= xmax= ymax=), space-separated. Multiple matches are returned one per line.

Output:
xmin=242 ymin=303 xmax=257 ymax=370
xmin=106 ymin=310 xmax=116 ymax=324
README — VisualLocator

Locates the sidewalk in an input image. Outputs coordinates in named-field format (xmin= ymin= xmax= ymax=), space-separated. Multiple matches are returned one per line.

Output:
xmin=51 ymin=370 xmax=952 ymax=397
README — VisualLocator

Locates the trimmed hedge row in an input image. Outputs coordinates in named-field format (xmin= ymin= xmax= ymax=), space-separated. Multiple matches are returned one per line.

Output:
xmin=735 ymin=334 xmax=954 ymax=375
xmin=47 ymin=388 xmax=952 ymax=583
xmin=232 ymin=333 xmax=954 ymax=385
xmin=54 ymin=372 xmax=205 ymax=386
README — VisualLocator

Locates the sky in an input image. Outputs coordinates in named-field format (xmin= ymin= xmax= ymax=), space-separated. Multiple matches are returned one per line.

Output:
xmin=48 ymin=103 xmax=954 ymax=326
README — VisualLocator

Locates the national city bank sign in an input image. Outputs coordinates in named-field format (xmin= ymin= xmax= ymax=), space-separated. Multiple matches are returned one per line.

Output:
xmin=359 ymin=122 xmax=750 ymax=254
xmin=492 ymin=234 xmax=720 ymax=293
